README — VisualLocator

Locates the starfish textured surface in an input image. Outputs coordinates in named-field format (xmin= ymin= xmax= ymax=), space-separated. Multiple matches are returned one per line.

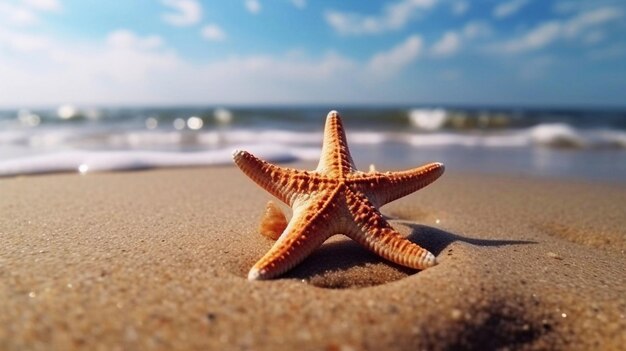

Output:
xmin=233 ymin=111 xmax=445 ymax=280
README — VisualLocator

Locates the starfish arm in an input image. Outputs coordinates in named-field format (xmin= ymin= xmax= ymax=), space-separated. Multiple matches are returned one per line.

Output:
xmin=248 ymin=191 xmax=341 ymax=280
xmin=344 ymin=188 xmax=437 ymax=270
xmin=316 ymin=111 xmax=356 ymax=177
xmin=232 ymin=150 xmax=300 ymax=205
xmin=354 ymin=162 xmax=444 ymax=207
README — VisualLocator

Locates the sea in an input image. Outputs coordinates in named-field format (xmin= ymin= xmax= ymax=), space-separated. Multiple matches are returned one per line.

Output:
xmin=1 ymin=106 xmax=625 ymax=182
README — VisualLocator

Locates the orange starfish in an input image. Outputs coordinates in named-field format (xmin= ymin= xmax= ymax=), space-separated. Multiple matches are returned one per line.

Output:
xmin=233 ymin=110 xmax=445 ymax=280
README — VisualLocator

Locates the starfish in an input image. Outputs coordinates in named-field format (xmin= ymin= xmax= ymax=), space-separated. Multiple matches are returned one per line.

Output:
xmin=233 ymin=110 xmax=445 ymax=280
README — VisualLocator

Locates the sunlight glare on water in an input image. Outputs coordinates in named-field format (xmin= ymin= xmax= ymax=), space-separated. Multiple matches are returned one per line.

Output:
xmin=173 ymin=118 xmax=186 ymax=130
xmin=57 ymin=104 xmax=77 ymax=120
xmin=214 ymin=108 xmax=233 ymax=125
xmin=145 ymin=117 xmax=158 ymax=130
xmin=187 ymin=116 xmax=204 ymax=130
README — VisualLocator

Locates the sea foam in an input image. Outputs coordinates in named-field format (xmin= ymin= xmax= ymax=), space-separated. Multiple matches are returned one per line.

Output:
xmin=0 ymin=145 xmax=320 ymax=177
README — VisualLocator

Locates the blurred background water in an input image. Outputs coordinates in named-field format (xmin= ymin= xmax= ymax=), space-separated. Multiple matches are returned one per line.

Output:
xmin=1 ymin=1 xmax=625 ymax=181
xmin=1 ymin=105 xmax=625 ymax=181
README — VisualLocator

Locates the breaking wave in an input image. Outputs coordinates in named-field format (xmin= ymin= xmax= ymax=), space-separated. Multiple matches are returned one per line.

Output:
xmin=1 ymin=106 xmax=625 ymax=176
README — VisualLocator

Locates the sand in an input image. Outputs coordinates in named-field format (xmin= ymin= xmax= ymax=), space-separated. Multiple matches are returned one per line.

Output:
xmin=1 ymin=165 xmax=625 ymax=350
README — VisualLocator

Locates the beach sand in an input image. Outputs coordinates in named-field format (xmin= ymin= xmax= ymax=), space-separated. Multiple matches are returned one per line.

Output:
xmin=1 ymin=165 xmax=625 ymax=350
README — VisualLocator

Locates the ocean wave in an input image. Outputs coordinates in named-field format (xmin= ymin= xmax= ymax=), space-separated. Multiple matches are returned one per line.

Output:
xmin=2 ymin=123 xmax=626 ymax=152
xmin=529 ymin=123 xmax=585 ymax=148
xmin=3 ymin=106 xmax=626 ymax=178
xmin=404 ymin=132 xmax=528 ymax=148
xmin=1 ymin=124 xmax=625 ymax=176
xmin=404 ymin=125 xmax=626 ymax=149
xmin=529 ymin=123 xmax=626 ymax=149
xmin=3 ymin=106 xmax=626 ymax=132
xmin=0 ymin=144 xmax=321 ymax=177
xmin=408 ymin=108 xmax=448 ymax=131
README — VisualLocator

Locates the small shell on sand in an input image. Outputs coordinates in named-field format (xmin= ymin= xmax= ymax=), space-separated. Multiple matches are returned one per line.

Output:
xmin=258 ymin=201 xmax=287 ymax=240
xmin=547 ymin=252 xmax=563 ymax=260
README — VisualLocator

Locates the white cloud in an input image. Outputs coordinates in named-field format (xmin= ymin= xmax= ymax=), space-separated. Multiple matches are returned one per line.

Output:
xmin=216 ymin=52 xmax=355 ymax=81
xmin=562 ymin=6 xmax=622 ymax=37
xmin=493 ymin=0 xmax=529 ymax=19
xmin=1 ymin=29 xmax=431 ymax=106
xmin=451 ymin=1 xmax=468 ymax=16
xmin=0 ymin=3 xmax=39 ymax=26
xmin=325 ymin=0 xmax=437 ymax=36
xmin=161 ymin=0 xmax=202 ymax=26
xmin=430 ymin=31 xmax=461 ymax=57
xmin=201 ymin=24 xmax=226 ymax=41
xmin=0 ymin=27 xmax=51 ymax=51
xmin=23 ymin=0 xmax=61 ymax=12
xmin=367 ymin=35 xmax=423 ymax=77
xmin=462 ymin=21 xmax=492 ymax=39
xmin=494 ymin=6 xmax=623 ymax=53
xmin=291 ymin=0 xmax=306 ymax=9
xmin=0 ymin=29 xmax=182 ymax=106
xmin=500 ymin=21 xmax=562 ymax=53
xmin=0 ymin=0 xmax=61 ymax=28
xmin=245 ymin=0 xmax=261 ymax=14
xmin=553 ymin=0 xmax=619 ymax=15
xmin=424 ymin=21 xmax=490 ymax=58
xmin=0 ymin=49 xmax=358 ymax=106
xmin=106 ymin=30 xmax=163 ymax=50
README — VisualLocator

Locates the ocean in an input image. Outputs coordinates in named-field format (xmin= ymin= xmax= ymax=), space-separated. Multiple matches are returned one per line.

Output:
xmin=1 ymin=106 xmax=625 ymax=182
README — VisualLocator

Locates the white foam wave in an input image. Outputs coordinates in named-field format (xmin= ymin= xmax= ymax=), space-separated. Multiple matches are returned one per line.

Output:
xmin=2 ymin=123 xmax=625 ymax=177
xmin=408 ymin=108 xmax=448 ymax=131
xmin=586 ymin=129 xmax=626 ymax=148
xmin=405 ymin=132 xmax=527 ymax=148
xmin=529 ymin=123 xmax=585 ymax=148
xmin=405 ymin=124 xmax=626 ymax=149
xmin=108 ymin=131 xmax=183 ymax=147
xmin=198 ymin=130 xmax=389 ymax=146
xmin=3 ymin=125 xmax=626 ymax=152
xmin=219 ymin=130 xmax=323 ymax=145
xmin=0 ymin=130 xmax=29 ymax=144
xmin=0 ymin=144 xmax=320 ymax=177
xmin=346 ymin=131 xmax=388 ymax=145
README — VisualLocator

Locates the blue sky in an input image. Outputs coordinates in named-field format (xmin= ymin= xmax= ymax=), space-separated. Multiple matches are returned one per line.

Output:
xmin=0 ymin=0 xmax=625 ymax=107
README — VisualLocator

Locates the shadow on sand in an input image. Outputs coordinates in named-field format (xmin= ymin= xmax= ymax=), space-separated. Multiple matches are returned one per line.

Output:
xmin=285 ymin=221 xmax=536 ymax=286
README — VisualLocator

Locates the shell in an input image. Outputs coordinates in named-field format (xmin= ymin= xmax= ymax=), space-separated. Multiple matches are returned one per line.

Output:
xmin=258 ymin=201 xmax=287 ymax=240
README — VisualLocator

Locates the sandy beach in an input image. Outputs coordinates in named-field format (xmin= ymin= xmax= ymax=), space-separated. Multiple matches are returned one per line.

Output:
xmin=1 ymin=165 xmax=625 ymax=350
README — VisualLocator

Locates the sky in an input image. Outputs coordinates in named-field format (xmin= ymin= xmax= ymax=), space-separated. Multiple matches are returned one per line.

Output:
xmin=0 ymin=0 xmax=625 ymax=108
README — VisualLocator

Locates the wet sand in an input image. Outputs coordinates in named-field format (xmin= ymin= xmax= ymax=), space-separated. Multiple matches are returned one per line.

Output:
xmin=1 ymin=165 xmax=625 ymax=350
